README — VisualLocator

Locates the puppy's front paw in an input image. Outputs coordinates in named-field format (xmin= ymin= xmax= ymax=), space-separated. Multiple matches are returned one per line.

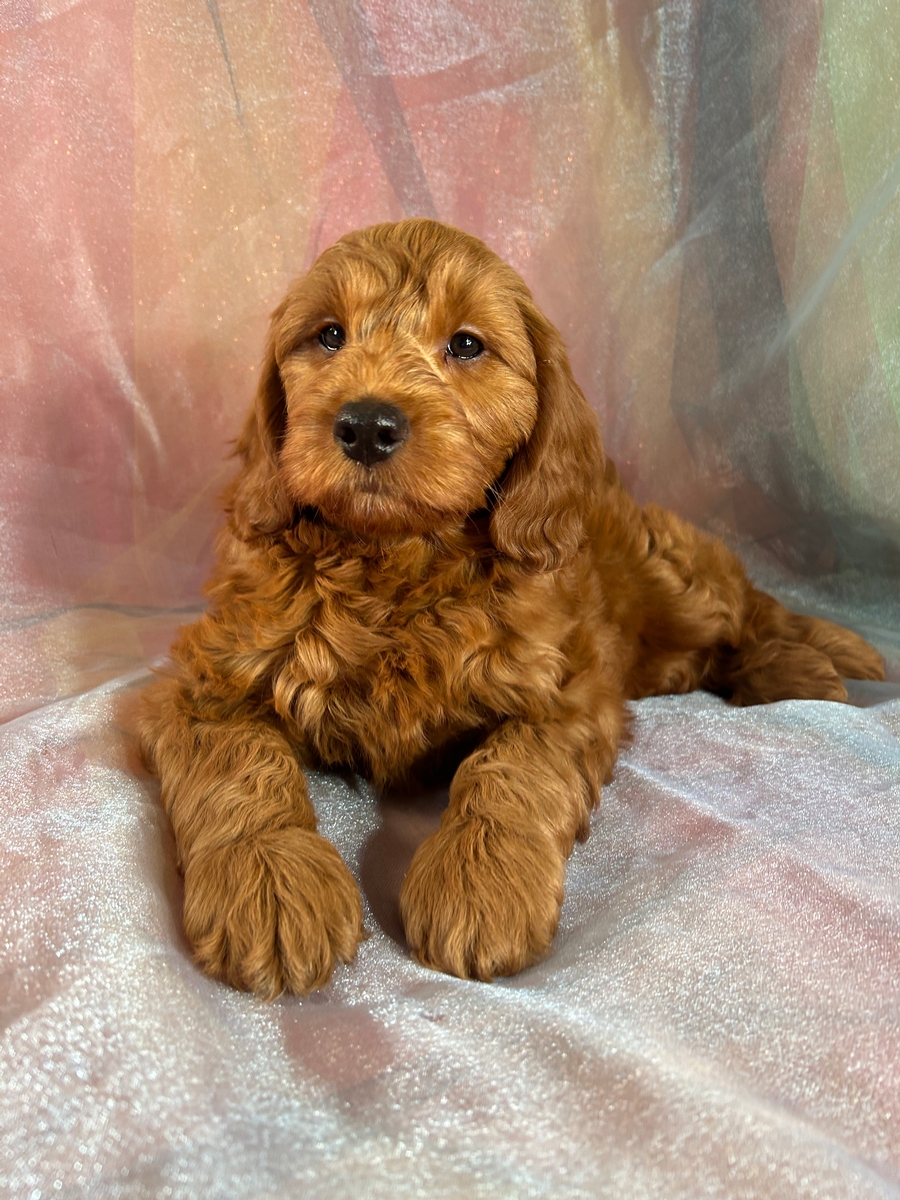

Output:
xmin=399 ymin=817 xmax=565 ymax=981
xmin=183 ymin=829 xmax=363 ymax=998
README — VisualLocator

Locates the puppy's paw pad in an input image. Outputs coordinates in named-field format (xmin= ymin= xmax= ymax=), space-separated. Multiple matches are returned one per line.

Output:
xmin=184 ymin=829 xmax=363 ymax=998
xmin=399 ymin=818 xmax=564 ymax=981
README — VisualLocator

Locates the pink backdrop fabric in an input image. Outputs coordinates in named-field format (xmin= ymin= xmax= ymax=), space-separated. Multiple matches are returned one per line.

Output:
xmin=2 ymin=2 xmax=900 ymax=1197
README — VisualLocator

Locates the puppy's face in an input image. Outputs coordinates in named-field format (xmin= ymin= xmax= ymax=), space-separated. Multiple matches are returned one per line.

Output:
xmin=270 ymin=221 xmax=540 ymax=537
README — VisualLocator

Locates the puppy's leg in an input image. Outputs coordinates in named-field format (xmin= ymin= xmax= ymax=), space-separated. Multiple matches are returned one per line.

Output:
xmin=632 ymin=505 xmax=885 ymax=704
xmin=141 ymin=677 xmax=363 ymax=998
xmin=399 ymin=717 xmax=610 ymax=980
xmin=707 ymin=587 xmax=886 ymax=705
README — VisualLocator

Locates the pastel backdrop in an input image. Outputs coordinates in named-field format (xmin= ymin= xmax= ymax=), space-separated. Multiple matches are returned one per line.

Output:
xmin=2 ymin=4 xmax=900 ymax=1198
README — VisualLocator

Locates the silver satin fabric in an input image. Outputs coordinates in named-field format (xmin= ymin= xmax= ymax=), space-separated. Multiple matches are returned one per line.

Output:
xmin=2 ymin=669 xmax=899 ymax=1199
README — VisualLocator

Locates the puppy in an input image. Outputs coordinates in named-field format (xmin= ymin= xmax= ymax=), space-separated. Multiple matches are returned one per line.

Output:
xmin=141 ymin=218 xmax=885 ymax=998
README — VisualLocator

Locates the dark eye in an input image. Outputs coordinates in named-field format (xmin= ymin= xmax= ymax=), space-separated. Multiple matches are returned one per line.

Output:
xmin=447 ymin=331 xmax=484 ymax=360
xmin=318 ymin=323 xmax=345 ymax=352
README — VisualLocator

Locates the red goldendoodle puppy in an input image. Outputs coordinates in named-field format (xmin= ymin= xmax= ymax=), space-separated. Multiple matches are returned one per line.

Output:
xmin=141 ymin=218 xmax=885 ymax=998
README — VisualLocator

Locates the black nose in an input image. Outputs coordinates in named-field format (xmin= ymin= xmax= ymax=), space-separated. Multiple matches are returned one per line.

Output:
xmin=333 ymin=399 xmax=410 ymax=466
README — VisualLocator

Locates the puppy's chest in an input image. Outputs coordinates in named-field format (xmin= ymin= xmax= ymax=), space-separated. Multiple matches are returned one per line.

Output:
xmin=270 ymin=569 xmax=564 ymax=775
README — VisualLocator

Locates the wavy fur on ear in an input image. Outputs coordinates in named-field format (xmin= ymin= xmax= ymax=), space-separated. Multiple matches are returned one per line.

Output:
xmin=226 ymin=307 xmax=293 ymax=539
xmin=490 ymin=297 xmax=605 ymax=571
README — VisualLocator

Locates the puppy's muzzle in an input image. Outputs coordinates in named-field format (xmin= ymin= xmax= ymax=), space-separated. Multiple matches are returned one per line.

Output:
xmin=333 ymin=399 xmax=410 ymax=467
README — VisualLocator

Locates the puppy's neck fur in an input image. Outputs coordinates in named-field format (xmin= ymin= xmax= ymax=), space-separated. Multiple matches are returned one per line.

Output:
xmin=271 ymin=506 xmax=498 ymax=586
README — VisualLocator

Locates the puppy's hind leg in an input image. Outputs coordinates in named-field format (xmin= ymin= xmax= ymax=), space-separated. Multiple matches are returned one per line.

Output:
xmin=629 ymin=505 xmax=884 ymax=705
xmin=706 ymin=587 xmax=885 ymax=706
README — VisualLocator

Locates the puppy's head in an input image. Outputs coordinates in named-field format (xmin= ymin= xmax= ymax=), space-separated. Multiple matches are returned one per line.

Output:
xmin=231 ymin=219 xmax=603 ymax=569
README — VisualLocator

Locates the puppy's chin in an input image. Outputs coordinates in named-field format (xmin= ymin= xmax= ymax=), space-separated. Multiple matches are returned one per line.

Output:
xmin=294 ymin=482 xmax=476 ymax=541
xmin=280 ymin=442 xmax=496 ymax=541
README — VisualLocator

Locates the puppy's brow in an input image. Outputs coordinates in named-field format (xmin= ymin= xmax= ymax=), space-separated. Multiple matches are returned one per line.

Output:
xmin=333 ymin=274 xmax=437 ymax=345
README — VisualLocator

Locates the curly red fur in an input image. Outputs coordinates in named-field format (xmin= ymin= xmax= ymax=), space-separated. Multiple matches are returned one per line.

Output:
xmin=141 ymin=218 xmax=885 ymax=997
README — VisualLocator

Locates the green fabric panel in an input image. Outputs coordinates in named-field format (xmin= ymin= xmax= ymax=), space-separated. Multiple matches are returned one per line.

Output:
xmin=824 ymin=0 xmax=900 ymax=424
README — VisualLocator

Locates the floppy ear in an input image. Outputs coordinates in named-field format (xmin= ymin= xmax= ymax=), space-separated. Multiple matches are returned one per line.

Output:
xmin=490 ymin=299 xmax=605 ymax=571
xmin=225 ymin=308 xmax=294 ymax=539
